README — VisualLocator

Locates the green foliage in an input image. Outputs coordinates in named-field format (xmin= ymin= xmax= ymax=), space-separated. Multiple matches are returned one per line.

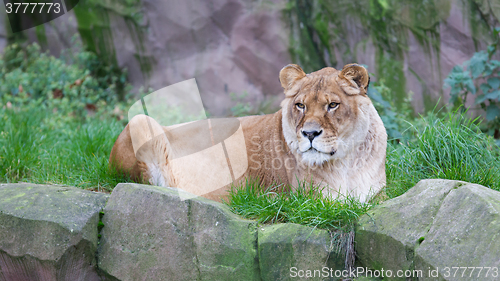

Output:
xmin=368 ymin=78 xmax=414 ymax=141
xmin=225 ymin=179 xmax=371 ymax=231
xmin=229 ymin=92 xmax=254 ymax=117
xmin=0 ymin=42 xmax=131 ymax=120
xmin=0 ymin=42 xmax=135 ymax=190
xmin=0 ymin=104 xmax=44 ymax=181
xmin=444 ymin=28 xmax=500 ymax=138
xmin=229 ymin=92 xmax=279 ymax=117
xmin=385 ymin=111 xmax=500 ymax=198
xmin=73 ymin=0 xmax=152 ymax=78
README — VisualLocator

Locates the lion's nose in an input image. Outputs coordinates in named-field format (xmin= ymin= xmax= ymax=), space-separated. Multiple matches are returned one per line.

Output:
xmin=301 ymin=130 xmax=322 ymax=141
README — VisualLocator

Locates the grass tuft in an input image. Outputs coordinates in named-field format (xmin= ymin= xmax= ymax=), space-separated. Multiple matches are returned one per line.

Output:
xmin=385 ymin=111 xmax=500 ymax=198
xmin=224 ymin=178 xmax=372 ymax=231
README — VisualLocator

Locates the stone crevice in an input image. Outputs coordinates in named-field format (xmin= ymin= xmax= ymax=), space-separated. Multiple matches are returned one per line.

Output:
xmin=252 ymin=224 xmax=263 ymax=281
xmin=187 ymin=200 xmax=203 ymax=281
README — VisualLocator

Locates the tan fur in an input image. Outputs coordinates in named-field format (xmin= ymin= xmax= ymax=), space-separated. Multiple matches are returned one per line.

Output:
xmin=109 ymin=64 xmax=387 ymax=203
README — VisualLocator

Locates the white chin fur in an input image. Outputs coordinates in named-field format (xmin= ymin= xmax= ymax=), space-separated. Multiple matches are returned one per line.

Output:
xmin=299 ymin=149 xmax=332 ymax=166
xmin=298 ymin=141 xmax=336 ymax=167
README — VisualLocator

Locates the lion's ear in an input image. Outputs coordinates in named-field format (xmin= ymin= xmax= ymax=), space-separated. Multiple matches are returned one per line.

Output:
xmin=337 ymin=64 xmax=370 ymax=95
xmin=279 ymin=64 xmax=306 ymax=91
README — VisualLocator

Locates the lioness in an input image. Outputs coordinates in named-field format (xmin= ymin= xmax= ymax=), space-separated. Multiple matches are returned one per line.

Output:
xmin=109 ymin=64 xmax=387 ymax=202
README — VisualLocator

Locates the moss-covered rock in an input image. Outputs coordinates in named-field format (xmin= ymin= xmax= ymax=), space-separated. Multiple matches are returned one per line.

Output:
xmin=97 ymin=183 xmax=260 ymax=281
xmin=189 ymin=197 xmax=260 ymax=280
xmin=356 ymin=179 xmax=500 ymax=281
xmin=414 ymin=183 xmax=500 ymax=281
xmin=258 ymin=223 xmax=345 ymax=281
xmin=356 ymin=179 xmax=462 ymax=278
xmin=0 ymin=183 xmax=108 ymax=280
xmin=0 ymin=181 xmax=355 ymax=280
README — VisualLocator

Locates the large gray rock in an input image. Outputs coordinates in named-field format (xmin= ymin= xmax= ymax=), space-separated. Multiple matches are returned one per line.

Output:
xmin=356 ymin=179 xmax=500 ymax=281
xmin=0 ymin=183 xmax=108 ymax=281
xmin=356 ymin=179 xmax=461 ymax=275
xmin=97 ymin=183 xmax=260 ymax=281
xmin=190 ymin=197 xmax=260 ymax=280
xmin=414 ymin=183 xmax=500 ymax=281
xmin=258 ymin=223 xmax=345 ymax=281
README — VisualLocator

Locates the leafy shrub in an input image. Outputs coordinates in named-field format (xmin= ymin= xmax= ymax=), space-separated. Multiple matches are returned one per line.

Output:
xmin=444 ymin=27 xmax=500 ymax=140
xmin=386 ymin=111 xmax=500 ymax=198
xmin=0 ymin=42 xmax=130 ymax=119
xmin=368 ymin=79 xmax=414 ymax=141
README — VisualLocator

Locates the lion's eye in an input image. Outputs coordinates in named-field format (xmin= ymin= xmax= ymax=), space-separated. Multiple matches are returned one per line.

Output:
xmin=328 ymin=102 xmax=339 ymax=110
xmin=296 ymin=103 xmax=305 ymax=109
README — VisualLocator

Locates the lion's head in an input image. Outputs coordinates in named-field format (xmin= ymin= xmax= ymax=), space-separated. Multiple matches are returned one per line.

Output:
xmin=279 ymin=63 xmax=376 ymax=167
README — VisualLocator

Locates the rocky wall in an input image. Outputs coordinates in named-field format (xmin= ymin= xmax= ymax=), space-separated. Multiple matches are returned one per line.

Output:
xmin=1 ymin=179 xmax=500 ymax=280
xmin=0 ymin=183 xmax=346 ymax=281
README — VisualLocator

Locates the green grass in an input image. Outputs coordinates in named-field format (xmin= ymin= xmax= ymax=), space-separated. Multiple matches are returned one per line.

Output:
xmin=225 ymin=178 xmax=371 ymax=231
xmin=385 ymin=111 xmax=500 ymax=198
xmin=0 ymin=103 xmax=132 ymax=192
